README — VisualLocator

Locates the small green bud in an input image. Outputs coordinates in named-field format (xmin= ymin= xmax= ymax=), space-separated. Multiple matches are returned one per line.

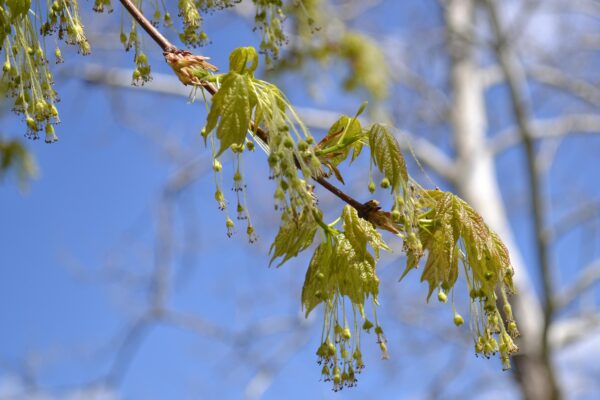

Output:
xmin=368 ymin=180 xmax=376 ymax=193
xmin=437 ymin=290 xmax=447 ymax=303
xmin=233 ymin=170 xmax=242 ymax=182
xmin=453 ymin=313 xmax=464 ymax=326
xmin=136 ymin=52 xmax=148 ymax=64
xmin=380 ymin=177 xmax=391 ymax=189
xmin=362 ymin=319 xmax=374 ymax=331
xmin=2 ymin=60 xmax=10 ymax=72
xmin=212 ymin=159 xmax=222 ymax=172
xmin=341 ymin=327 xmax=351 ymax=340
xmin=391 ymin=209 xmax=401 ymax=222
xmin=297 ymin=140 xmax=308 ymax=151
xmin=246 ymin=140 xmax=255 ymax=151
xmin=283 ymin=137 xmax=294 ymax=149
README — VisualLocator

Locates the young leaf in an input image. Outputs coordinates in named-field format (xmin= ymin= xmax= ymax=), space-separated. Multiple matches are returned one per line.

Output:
xmin=367 ymin=123 xmax=408 ymax=192
xmin=269 ymin=208 xmax=318 ymax=267
xmin=316 ymin=115 xmax=364 ymax=167
xmin=341 ymin=205 xmax=390 ymax=259
xmin=228 ymin=46 xmax=259 ymax=75
xmin=301 ymin=240 xmax=334 ymax=316
xmin=204 ymin=71 xmax=257 ymax=156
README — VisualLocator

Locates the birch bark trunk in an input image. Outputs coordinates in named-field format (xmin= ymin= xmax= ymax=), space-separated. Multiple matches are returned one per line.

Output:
xmin=444 ymin=1 xmax=560 ymax=398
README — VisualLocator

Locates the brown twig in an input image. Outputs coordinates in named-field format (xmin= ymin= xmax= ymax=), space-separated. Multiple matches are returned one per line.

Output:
xmin=117 ymin=0 xmax=386 ymax=226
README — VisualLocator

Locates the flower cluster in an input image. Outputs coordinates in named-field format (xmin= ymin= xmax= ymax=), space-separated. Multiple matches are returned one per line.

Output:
xmin=252 ymin=0 xmax=286 ymax=63
xmin=315 ymin=297 xmax=388 ymax=391
xmin=1 ymin=0 xmax=90 ymax=141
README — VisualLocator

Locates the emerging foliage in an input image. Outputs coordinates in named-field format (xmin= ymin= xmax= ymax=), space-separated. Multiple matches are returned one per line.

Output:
xmin=269 ymin=207 xmax=318 ymax=268
xmin=368 ymin=123 xmax=408 ymax=194
xmin=0 ymin=0 xmax=521 ymax=391
xmin=301 ymin=206 xmax=390 ymax=390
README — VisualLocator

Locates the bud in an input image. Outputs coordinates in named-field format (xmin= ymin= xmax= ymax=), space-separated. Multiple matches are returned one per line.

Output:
xmin=212 ymin=159 xmax=222 ymax=172
xmin=380 ymin=177 xmax=390 ymax=189
xmin=362 ymin=319 xmax=374 ymax=332
xmin=341 ymin=327 xmax=351 ymax=340
xmin=453 ymin=312 xmax=464 ymax=326
xmin=437 ymin=290 xmax=447 ymax=303
xmin=368 ymin=180 xmax=376 ymax=193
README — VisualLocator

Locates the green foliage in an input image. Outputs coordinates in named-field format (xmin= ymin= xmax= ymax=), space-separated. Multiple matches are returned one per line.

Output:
xmin=204 ymin=70 xmax=257 ymax=156
xmin=301 ymin=206 xmax=390 ymax=390
xmin=0 ymin=138 xmax=37 ymax=186
xmin=368 ymin=123 xmax=408 ymax=193
xmin=1 ymin=0 xmax=90 ymax=141
xmin=0 ymin=0 xmax=522 ymax=389
xmin=406 ymin=189 xmax=519 ymax=368
xmin=269 ymin=207 xmax=318 ymax=267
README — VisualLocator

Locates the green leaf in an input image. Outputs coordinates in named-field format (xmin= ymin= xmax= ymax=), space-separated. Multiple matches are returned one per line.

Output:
xmin=316 ymin=115 xmax=364 ymax=167
xmin=204 ymin=71 xmax=257 ymax=156
xmin=368 ymin=123 xmax=408 ymax=192
xmin=301 ymin=240 xmax=334 ymax=316
xmin=301 ymin=233 xmax=380 ymax=317
xmin=333 ymin=234 xmax=379 ymax=307
xmin=416 ymin=190 xmax=514 ymax=300
xmin=229 ymin=46 xmax=259 ymax=74
xmin=269 ymin=208 xmax=318 ymax=267
xmin=341 ymin=205 xmax=390 ymax=259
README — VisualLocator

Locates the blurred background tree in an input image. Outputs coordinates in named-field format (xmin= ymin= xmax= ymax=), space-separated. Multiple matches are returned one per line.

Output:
xmin=1 ymin=0 xmax=600 ymax=399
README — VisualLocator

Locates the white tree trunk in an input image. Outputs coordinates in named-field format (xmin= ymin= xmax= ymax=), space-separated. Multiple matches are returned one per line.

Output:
xmin=444 ymin=1 xmax=559 ymax=398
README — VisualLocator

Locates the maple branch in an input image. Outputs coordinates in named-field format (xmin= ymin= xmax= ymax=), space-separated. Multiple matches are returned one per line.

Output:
xmin=117 ymin=0 xmax=390 ymax=228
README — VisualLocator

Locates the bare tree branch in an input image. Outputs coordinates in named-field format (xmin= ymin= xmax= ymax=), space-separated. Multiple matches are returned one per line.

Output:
xmin=489 ymin=114 xmax=600 ymax=154
xmin=550 ymin=313 xmax=600 ymax=349
xmin=545 ymin=200 xmax=600 ymax=244
xmin=483 ymin=4 xmax=559 ymax=398
xmin=527 ymin=64 xmax=600 ymax=107
xmin=554 ymin=260 xmax=600 ymax=310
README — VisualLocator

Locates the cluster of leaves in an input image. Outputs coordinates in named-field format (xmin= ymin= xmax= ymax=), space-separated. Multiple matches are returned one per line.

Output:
xmin=0 ymin=0 xmax=520 ymax=389
xmin=405 ymin=189 xmax=519 ymax=368
xmin=1 ymin=0 xmax=90 ymax=142
xmin=268 ymin=0 xmax=390 ymax=100
xmin=196 ymin=45 xmax=519 ymax=389
xmin=200 ymin=46 xmax=322 ymax=241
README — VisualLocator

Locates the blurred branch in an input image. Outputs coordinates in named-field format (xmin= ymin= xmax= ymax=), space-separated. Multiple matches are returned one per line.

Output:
xmin=484 ymin=0 xmax=559 ymax=398
xmin=554 ymin=260 xmax=600 ymax=311
xmin=527 ymin=65 xmax=600 ymax=107
xmin=71 ymin=64 xmax=458 ymax=182
xmin=545 ymin=200 xmax=600 ymax=244
xmin=550 ymin=313 xmax=600 ymax=349
xmin=490 ymin=114 xmax=600 ymax=154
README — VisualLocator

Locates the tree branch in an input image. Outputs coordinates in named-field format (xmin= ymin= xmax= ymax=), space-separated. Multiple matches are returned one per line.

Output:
xmin=544 ymin=200 xmax=600 ymax=244
xmin=554 ymin=260 xmax=600 ymax=311
xmin=527 ymin=64 xmax=600 ymax=107
xmin=483 ymin=1 xmax=559 ymax=397
xmin=116 ymin=0 xmax=402 ymax=230
xmin=489 ymin=114 xmax=600 ymax=154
